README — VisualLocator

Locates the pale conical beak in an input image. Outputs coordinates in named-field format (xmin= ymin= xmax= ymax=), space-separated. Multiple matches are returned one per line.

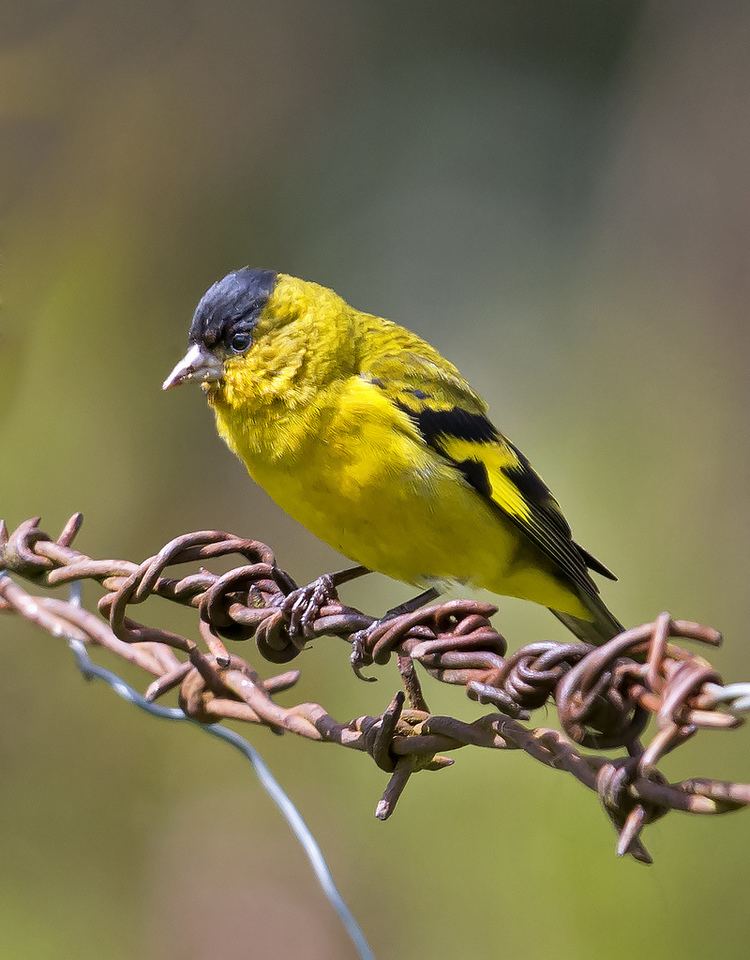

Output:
xmin=162 ymin=343 xmax=224 ymax=390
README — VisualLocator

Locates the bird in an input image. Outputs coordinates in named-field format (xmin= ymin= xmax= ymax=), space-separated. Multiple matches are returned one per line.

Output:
xmin=163 ymin=267 xmax=622 ymax=646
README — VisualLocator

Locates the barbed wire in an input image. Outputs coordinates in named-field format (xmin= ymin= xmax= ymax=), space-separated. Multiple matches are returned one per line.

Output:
xmin=1 ymin=514 xmax=749 ymax=874
xmin=59 ymin=580 xmax=374 ymax=960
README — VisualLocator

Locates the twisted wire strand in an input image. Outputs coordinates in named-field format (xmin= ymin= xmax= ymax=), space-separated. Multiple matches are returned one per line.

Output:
xmin=15 ymin=578 xmax=376 ymax=960
xmin=1 ymin=514 xmax=750 ymax=867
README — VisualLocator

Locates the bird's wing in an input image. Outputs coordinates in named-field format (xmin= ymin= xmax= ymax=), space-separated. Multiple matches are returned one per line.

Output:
xmin=362 ymin=351 xmax=615 ymax=601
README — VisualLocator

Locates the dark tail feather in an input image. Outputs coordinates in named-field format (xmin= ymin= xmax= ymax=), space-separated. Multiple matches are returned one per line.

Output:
xmin=549 ymin=594 xmax=624 ymax=646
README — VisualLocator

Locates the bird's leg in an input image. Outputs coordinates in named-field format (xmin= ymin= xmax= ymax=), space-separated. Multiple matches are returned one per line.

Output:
xmin=275 ymin=565 xmax=370 ymax=645
xmin=351 ymin=587 xmax=440 ymax=708
xmin=383 ymin=588 xmax=440 ymax=619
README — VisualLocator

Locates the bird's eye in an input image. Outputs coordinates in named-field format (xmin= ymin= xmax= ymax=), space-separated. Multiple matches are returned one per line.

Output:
xmin=229 ymin=331 xmax=252 ymax=353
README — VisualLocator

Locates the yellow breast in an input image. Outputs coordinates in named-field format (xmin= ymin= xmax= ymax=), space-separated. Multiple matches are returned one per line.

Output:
xmin=208 ymin=374 xmax=587 ymax=618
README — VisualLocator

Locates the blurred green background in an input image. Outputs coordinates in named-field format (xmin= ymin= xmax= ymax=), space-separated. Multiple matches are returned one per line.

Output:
xmin=2 ymin=1 xmax=750 ymax=957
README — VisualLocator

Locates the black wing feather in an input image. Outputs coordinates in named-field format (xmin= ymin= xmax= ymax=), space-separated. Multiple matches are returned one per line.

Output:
xmin=394 ymin=402 xmax=614 ymax=599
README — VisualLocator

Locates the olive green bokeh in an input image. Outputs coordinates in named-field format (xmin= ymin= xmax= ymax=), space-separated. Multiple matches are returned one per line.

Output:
xmin=2 ymin=2 xmax=750 ymax=958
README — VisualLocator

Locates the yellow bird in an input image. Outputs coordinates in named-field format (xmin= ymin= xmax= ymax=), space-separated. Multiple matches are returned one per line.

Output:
xmin=163 ymin=268 xmax=622 ymax=645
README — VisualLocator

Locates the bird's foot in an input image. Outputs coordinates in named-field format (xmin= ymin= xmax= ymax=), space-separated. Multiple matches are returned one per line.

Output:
xmin=349 ymin=630 xmax=429 ymax=708
xmin=350 ymin=626 xmax=378 ymax=682
xmin=272 ymin=574 xmax=338 ymax=648
xmin=349 ymin=587 xmax=441 ymax=686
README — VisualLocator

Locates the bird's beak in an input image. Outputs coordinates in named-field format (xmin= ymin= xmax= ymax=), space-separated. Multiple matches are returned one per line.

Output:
xmin=162 ymin=343 xmax=224 ymax=390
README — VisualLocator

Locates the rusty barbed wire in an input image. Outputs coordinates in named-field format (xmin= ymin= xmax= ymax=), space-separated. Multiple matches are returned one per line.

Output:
xmin=1 ymin=514 xmax=750 ymax=865
xmin=58 ymin=580 xmax=375 ymax=960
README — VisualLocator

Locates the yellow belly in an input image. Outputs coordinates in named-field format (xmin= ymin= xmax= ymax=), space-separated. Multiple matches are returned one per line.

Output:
xmin=211 ymin=391 xmax=588 ymax=620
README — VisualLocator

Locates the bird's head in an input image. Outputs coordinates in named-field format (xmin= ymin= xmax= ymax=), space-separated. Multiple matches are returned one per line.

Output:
xmin=163 ymin=267 xmax=354 ymax=402
xmin=162 ymin=267 xmax=278 ymax=394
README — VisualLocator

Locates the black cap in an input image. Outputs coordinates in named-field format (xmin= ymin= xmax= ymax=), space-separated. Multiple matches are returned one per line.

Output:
xmin=189 ymin=267 xmax=277 ymax=347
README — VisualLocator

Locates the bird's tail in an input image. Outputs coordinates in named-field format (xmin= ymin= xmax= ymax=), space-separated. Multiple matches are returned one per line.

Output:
xmin=549 ymin=592 xmax=624 ymax=646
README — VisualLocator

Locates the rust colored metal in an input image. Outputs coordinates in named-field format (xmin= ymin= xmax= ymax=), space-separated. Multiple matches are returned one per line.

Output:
xmin=1 ymin=514 xmax=749 ymax=863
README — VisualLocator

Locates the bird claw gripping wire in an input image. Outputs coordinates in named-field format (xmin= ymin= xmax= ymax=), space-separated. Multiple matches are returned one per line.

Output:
xmin=349 ymin=598 xmax=506 ymax=674
xmin=2 ymin=514 xmax=750 ymax=863
xmin=271 ymin=573 xmax=339 ymax=648
xmin=349 ymin=627 xmax=379 ymax=682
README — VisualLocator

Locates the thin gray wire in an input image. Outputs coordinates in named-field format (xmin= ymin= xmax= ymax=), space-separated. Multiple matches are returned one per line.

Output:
xmin=65 ymin=582 xmax=374 ymax=960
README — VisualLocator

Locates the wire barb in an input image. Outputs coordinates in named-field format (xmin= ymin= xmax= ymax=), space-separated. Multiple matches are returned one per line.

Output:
xmin=1 ymin=513 xmax=750 ymax=868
